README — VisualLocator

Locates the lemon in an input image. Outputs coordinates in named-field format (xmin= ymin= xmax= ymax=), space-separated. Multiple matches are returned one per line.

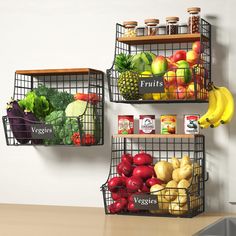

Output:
xmin=153 ymin=89 xmax=168 ymax=100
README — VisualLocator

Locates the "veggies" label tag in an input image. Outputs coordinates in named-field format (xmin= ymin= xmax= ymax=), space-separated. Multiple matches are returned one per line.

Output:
xmin=133 ymin=194 xmax=159 ymax=210
xmin=31 ymin=124 xmax=54 ymax=139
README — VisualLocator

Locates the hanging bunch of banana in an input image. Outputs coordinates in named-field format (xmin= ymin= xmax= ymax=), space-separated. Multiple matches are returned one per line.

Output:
xmin=198 ymin=82 xmax=234 ymax=129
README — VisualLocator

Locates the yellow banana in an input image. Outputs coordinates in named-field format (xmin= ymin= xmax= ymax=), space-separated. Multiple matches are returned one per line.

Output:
xmin=210 ymin=119 xmax=221 ymax=128
xmin=218 ymin=87 xmax=234 ymax=124
xmin=200 ymin=122 xmax=211 ymax=129
xmin=198 ymin=88 xmax=216 ymax=125
xmin=206 ymin=87 xmax=226 ymax=123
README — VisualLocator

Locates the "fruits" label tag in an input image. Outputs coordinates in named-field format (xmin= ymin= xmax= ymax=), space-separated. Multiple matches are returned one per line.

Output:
xmin=139 ymin=76 xmax=164 ymax=94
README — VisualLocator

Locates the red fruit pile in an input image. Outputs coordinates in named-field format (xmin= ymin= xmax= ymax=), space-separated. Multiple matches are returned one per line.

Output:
xmin=71 ymin=133 xmax=96 ymax=146
xmin=160 ymin=41 xmax=208 ymax=101
xmin=107 ymin=152 xmax=163 ymax=214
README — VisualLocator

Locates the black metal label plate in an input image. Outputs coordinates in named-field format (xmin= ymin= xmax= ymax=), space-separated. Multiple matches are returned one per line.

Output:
xmin=133 ymin=194 xmax=159 ymax=210
xmin=31 ymin=124 xmax=54 ymax=139
xmin=139 ymin=76 xmax=164 ymax=94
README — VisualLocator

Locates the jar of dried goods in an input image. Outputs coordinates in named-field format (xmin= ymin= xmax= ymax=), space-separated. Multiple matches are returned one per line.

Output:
xmin=187 ymin=7 xmax=201 ymax=33
xmin=144 ymin=19 xmax=159 ymax=36
xmin=123 ymin=21 xmax=138 ymax=37
xmin=166 ymin=17 xmax=179 ymax=35
xmin=136 ymin=26 xmax=145 ymax=36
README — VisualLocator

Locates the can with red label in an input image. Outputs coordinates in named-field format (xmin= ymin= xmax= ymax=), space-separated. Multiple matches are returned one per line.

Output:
xmin=139 ymin=115 xmax=155 ymax=134
xmin=184 ymin=114 xmax=200 ymax=134
xmin=118 ymin=115 xmax=134 ymax=134
xmin=160 ymin=114 xmax=177 ymax=134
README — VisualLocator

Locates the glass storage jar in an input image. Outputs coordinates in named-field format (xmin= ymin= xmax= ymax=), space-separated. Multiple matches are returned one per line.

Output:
xmin=166 ymin=17 xmax=179 ymax=35
xmin=144 ymin=19 xmax=159 ymax=36
xmin=123 ymin=21 xmax=138 ymax=37
xmin=136 ymin=26 xmax=145 ymax=36
xmin=187 ymin=7 xmax=201 ymax=33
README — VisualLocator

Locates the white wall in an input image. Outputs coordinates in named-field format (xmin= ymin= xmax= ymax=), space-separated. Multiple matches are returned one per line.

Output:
xmin=0 ymin=0 xmax=235 ymax=212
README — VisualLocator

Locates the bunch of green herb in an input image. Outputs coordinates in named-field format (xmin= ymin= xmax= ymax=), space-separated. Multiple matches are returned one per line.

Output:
xmin=44 ymin=110 xmax=66 ymax=145
xmin=34 ymin=85 xmax=74 ymax=111
xmin=59 ymin=118 xmax=82 ymax=145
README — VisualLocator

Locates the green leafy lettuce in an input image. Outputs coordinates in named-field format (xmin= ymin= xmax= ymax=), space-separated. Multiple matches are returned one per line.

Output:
xmin=18 ymin=91 xmax=52 ymax=120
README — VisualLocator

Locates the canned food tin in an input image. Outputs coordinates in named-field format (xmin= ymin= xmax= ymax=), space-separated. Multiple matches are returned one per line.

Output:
xmin=184 ymin=114 xmax=200 ymax=134
xmin=118 ymin=115 xmax=134 ymax=134
xmin=160 ymin=114 xmax=177 ymax=134
xmin=139 ymin=115 xmax=155 ymax=134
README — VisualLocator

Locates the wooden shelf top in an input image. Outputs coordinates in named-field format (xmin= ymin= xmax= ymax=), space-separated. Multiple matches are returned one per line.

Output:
xmin=117 ymin=33 xmax=209 ymax=45
xmin=113 ymin=134 xmax=203 ymax=139
xmin=15 ymin=68 xmax=104 ymax=76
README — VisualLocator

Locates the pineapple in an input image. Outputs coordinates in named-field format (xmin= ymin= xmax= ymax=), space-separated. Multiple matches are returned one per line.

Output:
xmin=115 ymin=53 xmax=140 ymax=100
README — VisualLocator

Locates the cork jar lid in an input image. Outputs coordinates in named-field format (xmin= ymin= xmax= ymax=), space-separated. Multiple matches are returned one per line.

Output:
xmin=187 ymin=7 xmax=201 ymax=13
xmin=166 ymin=16 xmax=179 ymax=23
xmin=145 ymin=19 xmax=160 ymax=25
xmin=123 ymin=21 xmax=138 ymax=28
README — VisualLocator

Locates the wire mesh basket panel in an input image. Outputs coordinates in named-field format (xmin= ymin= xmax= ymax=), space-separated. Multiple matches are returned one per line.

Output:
xmin=2 ymin=69 xmax=104 ymax=146
xmin=107 ymin=19 xmax=211 ymax=103
xmin=101 ymin=135 xmax=207 ymax=218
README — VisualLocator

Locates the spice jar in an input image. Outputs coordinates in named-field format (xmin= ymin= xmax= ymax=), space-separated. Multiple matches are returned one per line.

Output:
xmin=123 ymin=21 xmax=138 ymax=37
xmin=187 ymin=7 xmax=201 ymax=33
xmin=136 ymin=26 xmax=145 ymax=36
xmin=144 ymin=19 xmax=159 ymax=36
xmin=166 ymin=17 xmax=179 ymax=35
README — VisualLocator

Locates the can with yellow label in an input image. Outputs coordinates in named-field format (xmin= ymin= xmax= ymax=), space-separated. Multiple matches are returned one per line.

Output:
xmin=160 ymin=114 xmax=177 ymax=134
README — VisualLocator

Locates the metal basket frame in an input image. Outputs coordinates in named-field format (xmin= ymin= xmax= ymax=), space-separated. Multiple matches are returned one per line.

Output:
xmin=2 ymin=69 xmax=104 ymax=146
xmin=101 ymin=135 xmax=208 ymax=218
xmin=107 ymin=18 xmax=211 ymax=103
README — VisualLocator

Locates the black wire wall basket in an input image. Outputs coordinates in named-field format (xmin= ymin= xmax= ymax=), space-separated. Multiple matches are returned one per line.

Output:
xmin=2 ymin=68 xmax=104 ymax=146
xmin=101 ymin=134 xmax=208 ymax=218
xmin=107 ymin=18 xmax=211 ymax=103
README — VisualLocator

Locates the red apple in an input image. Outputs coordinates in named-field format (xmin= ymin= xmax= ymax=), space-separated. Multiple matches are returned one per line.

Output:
xmin=146 ymin=177 xmax=164 ymax=187
xmin=168 ymin=85 xmax=177 ymax=99
xmin=108 ymin=177 xmax=125 ymax=192
xmin=172 ymin=50 xmax=187 ymax=62
xmin=132 ymin=166 xmax=154 ymax=180
xmin=164 ymin=71 xmax=176 ymax=86
xmin=133 ymin=153 xmax=153 ymax=166
xmin=126 ymin=176 xmax=143 ymax=192
xmin=141 ymin=183 xmax=150 ymax=193
xmin=109 ymin=198 xmax=127 ymax=213
xmin=128 ymin=202 xmax=139 ymax=212
xmin=186 ymin=50 xmax=199 ymax=66
xmin=121 ymin=153 xmax=133 ymax=164
xmin=116 ymin=161 xmax=133 ymax=177
xmin=174 ymin=86 xmax=187 ymax=99
xmin=167 ymin=57 xmax=178 ymax=70
xmin=186 ymin=82 xmax=201 ymax=99
xmin=111 ymin=188 xmax=129 ymax=200
xmin=192 ymin=41 xmax=204 ymax=54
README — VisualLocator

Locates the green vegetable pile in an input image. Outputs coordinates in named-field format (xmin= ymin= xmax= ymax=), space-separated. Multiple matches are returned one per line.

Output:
xmin=34 ymin=85 xmax=74 ymax=111
xmin=17 ymin=84 xmax=100 ymax=145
